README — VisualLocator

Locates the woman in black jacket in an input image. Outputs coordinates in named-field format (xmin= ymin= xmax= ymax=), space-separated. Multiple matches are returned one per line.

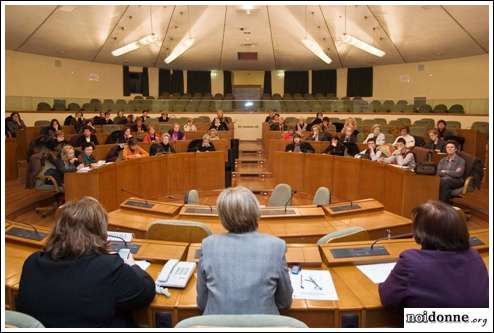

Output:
xmin=285 ymin=133 xmax=315 ymax=153
xmin=16 ymin=197 xmax=156 ymax=327
xmin=323 ymin=136 xmax=345 ymax=156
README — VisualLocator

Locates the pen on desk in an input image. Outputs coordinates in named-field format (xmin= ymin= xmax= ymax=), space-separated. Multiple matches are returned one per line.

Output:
xmin=300 ymin=274 xmax=304 ymax=289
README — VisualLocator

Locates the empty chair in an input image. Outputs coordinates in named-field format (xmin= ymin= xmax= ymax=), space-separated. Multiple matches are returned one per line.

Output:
xmin=418 ymin=104 xmax=432 ymax=113
xmin=450 ymin=151 xmax=484 ymax=198
xmin=67 ymin=103 xmax=81 ymax=111
xmin=380 ymin=100 xmax=395 ymax=112
xmin=471 ymin=121 xmax=488 ymax=135
xmin=313 ymin=187 xmax=331 ymax=206
xmin=432 ymin=104 xmax=448 ymax=113
xmin=369 ymin=100 xmax=381 ymax=112
xmin=185 ymin=189 xmax=200 ymax=204
xmin=53 ymin=99 xmax=66 ymax=111
xmin=36 ymin=102 xmax=51 ymax=111
xmin=176 ymin=315 xmax=308 ymax=328
xmin=316 ymin=226 xmax=368 ymax=245
xmin=34 ymin=120 xmax=50 ymax=127
xmin=396 ymin=118 xmax=411 ymax=125
xmin=448 ymin=104 xmax=465 ymax=114
xmin=5 ymin=311 xmax=45 ymax=328
xmin=267 ymin=183 xmax=292 ymax=207
xmin=146 ymin=220 xmax=212 ymax=243
xmin=446 ymin=121 xmax=461 ymax=130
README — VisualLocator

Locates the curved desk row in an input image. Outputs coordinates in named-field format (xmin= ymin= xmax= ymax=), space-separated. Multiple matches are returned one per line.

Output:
xmin=5 ymin=221 xmax=488 ymax=328
xmin=272 ymin=152 xmax=440 ymax=218
xmin=65 ymin=152 xmax=226 ymax=212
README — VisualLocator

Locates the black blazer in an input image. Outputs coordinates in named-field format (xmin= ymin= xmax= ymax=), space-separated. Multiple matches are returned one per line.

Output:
xmin=16 ymin=252 xmax=156 ymax=328
xmin=285 ymin=142 xmax=315 ymax=153
xmin=75 ymin=134 xmax=99 ymax=147
xmin=323 ymin=143 xmax=345 ymax=156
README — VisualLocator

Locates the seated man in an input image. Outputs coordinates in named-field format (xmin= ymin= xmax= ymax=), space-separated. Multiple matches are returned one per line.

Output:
xmin=355 ymin=137 xmax=383 ymax=161
xmin=75 ymin=126 xmax=99 ymax=148
xmin=188 ymin=134 xmax=216 ymax=152
xmin=436 ymin=141 xmax=465 ymax=203
xmin=341 ymin=126 xmax=359 ymax=156
xmin=424 ymin=129 xmax=446 ymax=152
xmin=309 ymin=125 xmax=329 ymax=141
xmin=150 ymin=133 xmax=176 ymax=156
xmin=383 ymin=137 xmax=416 ymax=169
xmin=285 ymin=133 xmax=315 ymax=153
xmin=123 ymin=137 xmax=149 ymax=160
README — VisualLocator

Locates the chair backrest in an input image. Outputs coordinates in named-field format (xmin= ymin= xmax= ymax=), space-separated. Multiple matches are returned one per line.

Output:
xmin=5 ymin=311 xmax=45 ymax=328
xmin=316 ymin=226 xmax=368 ymax=245
xmin=175 ymin=315 xmax=308 ymax=328
xmin=36 ymin=102 xmax=51 ymax=111
xmin=146 ymin=220 xmax=212 ymax=243
xmin=267 ymin=183 xmax=292 ymax=207
xmin=313 ymin=187 xmax=331 ymax=206
xmin=34 ymin=120 xmax=50 ymax=127
xmin=448 ymin=104 xmax=464 ymax=114
xmin=185 ymin=189 xmax=200 ymax=204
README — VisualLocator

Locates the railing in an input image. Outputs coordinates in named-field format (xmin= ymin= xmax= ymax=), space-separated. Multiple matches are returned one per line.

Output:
xmin=5 ymin=96 xmax=489 ymax=114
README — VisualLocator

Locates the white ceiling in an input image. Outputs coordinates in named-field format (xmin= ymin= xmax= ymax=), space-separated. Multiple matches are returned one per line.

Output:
xmin=5 ymin=4 xmax=489 ymax=70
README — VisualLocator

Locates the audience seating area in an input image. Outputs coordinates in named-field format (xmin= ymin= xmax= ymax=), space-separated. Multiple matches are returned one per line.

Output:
xmin=35 ymin=94 xmax=469 ymax=114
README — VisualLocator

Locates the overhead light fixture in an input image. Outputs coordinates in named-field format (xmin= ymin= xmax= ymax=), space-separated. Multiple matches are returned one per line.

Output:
xmin=341 ymin=33 xmax=385 ymax=57
xmin=302 ymin=37 xmax=332 ymax=64
xmin=112 ymin=33 xmax=158 ymax=57
xmin=164 ymin=37 xmax=195 ymax=64
xmin=240 ymin=5 xmax=255 ymax=14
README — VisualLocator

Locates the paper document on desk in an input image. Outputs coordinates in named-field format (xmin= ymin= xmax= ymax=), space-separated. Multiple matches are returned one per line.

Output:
xmin=135 ymin=260 xmax=151 ymax=271
xmin=356 ymin=262 xmax=396 ymax=284
xmin=290 ymin=270 xmax=339 ymax=300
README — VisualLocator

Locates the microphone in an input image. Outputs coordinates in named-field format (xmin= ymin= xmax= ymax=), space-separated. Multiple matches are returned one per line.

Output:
xmin=120 ymin=188 xmax=150 ymax=206
xmin=370 ymin=231 xmax=414 ymax=250
xmin=284 ymin=190 xmax=296 ymax=214
xmin=10 ymin=221 xmax=43 ymax=238
xmin=108 ymin=234 xmax=128 ymax=248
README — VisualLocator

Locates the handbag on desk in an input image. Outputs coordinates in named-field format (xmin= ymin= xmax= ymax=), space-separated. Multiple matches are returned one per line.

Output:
xmin=415 ymin=151 xmax=436 ymax=175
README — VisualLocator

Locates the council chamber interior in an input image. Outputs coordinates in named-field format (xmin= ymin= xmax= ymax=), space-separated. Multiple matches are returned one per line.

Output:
xmin=2 ymin=2 xmax=492 ymax=331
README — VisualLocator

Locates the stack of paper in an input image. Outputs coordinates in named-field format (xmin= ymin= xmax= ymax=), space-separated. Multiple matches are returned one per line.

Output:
xmin=356 ymin=262 xmax=396 ymax=284
xmin=290 ymin=269 xmax=339 ymax=301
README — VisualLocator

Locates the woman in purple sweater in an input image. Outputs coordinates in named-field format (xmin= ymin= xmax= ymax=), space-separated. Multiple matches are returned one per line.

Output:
xmin=379 ymin=200 xmax=488 ymax=308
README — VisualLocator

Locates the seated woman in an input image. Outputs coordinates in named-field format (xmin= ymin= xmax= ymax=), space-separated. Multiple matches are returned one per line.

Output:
xmin=150 ymin=133 xmax=176 ymax=155
xmin=321 ymin=117 xmax=332 ymax=133
xmin=436 ymin=119 xmax=455 ymax=139
xmin=42 ymin=119 xmax=63 ymax=137
xmin=168 ymin=123 xmax=185 ymax=141
xmin=78 ymin=142 xmax=98 ymax=167
xmin=269 ymin=114 xmax=286 ymax=131
xmin=113 ymin=111 xmax=127 ymax=125
xmin=264 ymin=111 xmax=275 ymax=124
xmin=116 ymin=127 xmax=133 ymax=144
xmin=131 ymin=117 xmax=147 ymax=134
xmin=189 ymin=134 xmax=216 ymax=152
xmin=310 ymin=125 xmax=329 ymax=141
xmin=158 ymin=112 xmax=169 ymax=123
xmin=208 ymin=128 xmax=220 ymax=141
xmin=197 ymin=186 xmax=293 ymax=314
xmin=281 ymin=128 xmax=295 ymax=141
xmin=424 ymin=129 xmax=446 ymax=152
xmin=393 ymin=126 xmax=415 ymax=148
xmin=183 ymin=118 xmax=197 ymax=132
xmin=322 ymin=136 xmax=345 ymax=156
xmin=6 ymin=112 xmax=26 ymax=137
xmin=379 ymin=200 xmax=488 ymax=308
xmin=308 ymin=112 xmax=323 ymax=131
xmin=126 ymin=114 xmax=135 ymax=124
xmin=383 ymin=137 xmax=416 ymax=169
xmin=142 ymin=125 xmax=160 ymax=144
xmin=341 ymin=126 xmax=359 ymax=156
xmin=16 ymin=197 xmax=156 ymax=327
xmin=295 ymin=117 xmax=308 ymax=132
xmin=355 ymin=137 xmax=383 ymax=161
xmin=54 ymin=145 xmax=79 ymax=185
xmin=285 ymin=133 xmax=315 ymax=153
xmin=210 ymin=117 xmax=229 ymax=131
xmin=363 ymin=124 xmax=386 ymax=145
xmin=341 ymin=117 xmax=359 ymax=136
xmin=76 ymin=126 xmax=99 ymax=147
xmin=123 ymin=137 xmax=149 ymax=160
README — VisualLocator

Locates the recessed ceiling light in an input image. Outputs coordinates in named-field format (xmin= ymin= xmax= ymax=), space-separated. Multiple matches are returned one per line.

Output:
xmin=59 ymin=6 xmax=76 ymax=12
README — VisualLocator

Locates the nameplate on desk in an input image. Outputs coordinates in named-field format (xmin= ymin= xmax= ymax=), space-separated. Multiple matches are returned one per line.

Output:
xmin=183 ymin=207 xmax=218 ymax=215
xmin=124 ymin=200 xmax=155 ymax=209
xmin=330 ymin=204 xmax=361 ymax=212
xmin=109 ymin=242 xmax=141 ymax=254
xmin=469 ymin=236 xmax=485 ymax=247
xmin=6 ymin=227 xmax=47 ymax=241
xmin=261 ymin=208 xmax=296 ymax=216
xmin=330 ymin=246 xmax=389 ymax=259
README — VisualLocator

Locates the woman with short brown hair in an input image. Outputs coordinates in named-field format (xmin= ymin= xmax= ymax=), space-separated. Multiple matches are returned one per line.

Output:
xmin=16 ymin=197 xmax=156 ymax=327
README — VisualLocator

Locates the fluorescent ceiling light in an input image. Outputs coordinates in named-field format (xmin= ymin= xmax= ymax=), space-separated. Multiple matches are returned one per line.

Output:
xmin=342 ymin=34 xmax=386 ymax=57
xmin=302 ymin=37 xmax=332 ymax=64
xmin=164 ymin=37 xmax=195 ymax=64
xmin=112 ymin=34 xmax=158 ymax=57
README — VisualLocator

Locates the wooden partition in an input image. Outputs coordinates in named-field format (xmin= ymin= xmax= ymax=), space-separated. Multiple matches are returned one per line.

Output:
xmin=5 ymin=139 xmax=18 ymax=181
xmin=272 ymin=152 xmax=440 ymax=217
xmin=65 ymin=152 xmax=225 ymax=211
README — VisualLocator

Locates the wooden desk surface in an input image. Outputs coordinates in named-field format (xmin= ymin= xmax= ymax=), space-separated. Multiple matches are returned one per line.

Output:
xmin=109 ymin=198 xmax=411 ymax=243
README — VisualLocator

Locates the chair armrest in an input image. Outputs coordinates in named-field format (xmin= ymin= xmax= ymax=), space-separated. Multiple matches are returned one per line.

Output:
xmin=37 ymin=175 xmax=60 ymax=193
xmin=462 ymin=176 xmax=474 ymax=195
